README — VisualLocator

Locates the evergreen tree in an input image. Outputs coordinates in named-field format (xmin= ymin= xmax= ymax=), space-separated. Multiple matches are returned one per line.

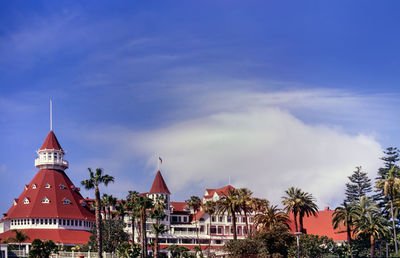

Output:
xmin=374 ymin=147 xmax=400 ymax=215
xmin=345 ymin=166 xmax=372 ymax=203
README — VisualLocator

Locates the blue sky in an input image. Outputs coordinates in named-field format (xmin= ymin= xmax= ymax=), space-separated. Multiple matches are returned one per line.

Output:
xmin=1 ymin=1 xmax=400 ymax=213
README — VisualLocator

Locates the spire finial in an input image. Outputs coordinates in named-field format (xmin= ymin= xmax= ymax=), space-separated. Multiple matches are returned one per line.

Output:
xmin=50 ymin=99 xmax=53 ymax=131
xmin=158 ymin=156 xmax=162 ymax=171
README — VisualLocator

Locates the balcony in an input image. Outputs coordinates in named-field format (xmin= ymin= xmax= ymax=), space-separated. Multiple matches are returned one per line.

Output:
xmin=35 ymin=158 xmax=69 ymax=169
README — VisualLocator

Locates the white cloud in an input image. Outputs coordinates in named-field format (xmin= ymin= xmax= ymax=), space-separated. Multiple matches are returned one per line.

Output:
xmin=82 ymin=89 xmax=383 ymax=208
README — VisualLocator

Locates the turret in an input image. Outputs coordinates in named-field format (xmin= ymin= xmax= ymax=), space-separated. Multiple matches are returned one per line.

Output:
xmin=34 ymin=131 xmax=69 ymax=170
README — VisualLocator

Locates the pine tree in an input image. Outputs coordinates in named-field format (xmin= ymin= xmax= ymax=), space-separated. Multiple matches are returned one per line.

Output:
xmin=374 ymin=147 xmax=400 ymax=222
xmin=345 ymin=166 xmax=372 ymax=203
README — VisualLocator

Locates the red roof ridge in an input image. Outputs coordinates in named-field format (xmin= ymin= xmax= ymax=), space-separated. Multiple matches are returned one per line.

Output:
xmin=40 ymin=131 xmax=62 ymax=151
xmin=149 ymin=171 xmax=171 ymax=194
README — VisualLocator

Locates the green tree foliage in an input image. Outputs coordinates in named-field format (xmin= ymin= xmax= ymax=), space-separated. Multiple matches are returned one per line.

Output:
xmin=376 ymin=165 xmax=400 ymax=253
xmin=332 ymin=201 xmax=357 ymax=245
xmin=237 ymin=188 xmax=253 ymax=235
xmin=28 ymin=239 xmax=57 ymax=258
xmin=7 ymin=229 xmax=30 ymax=252
xmin=150 ymin=195 xmax=167 ymax=258
xmin=88 ymin=219 xmax=130 ymax=253
xmin=81 ymin=167 xmax=114 ymax=258
xmin=136 ymin=195 xmax=154 ymax=258
xmin=352 ymin=196 xmax=390 ymax=258
xmin=186 ymin=195 xmax=203 ymax=255
xmin=126 ymin=190 xmax=140 ymax=244
xmin=217 ymin=189 xmax=240 ymax=240
xmin=167 ymin=245 xmax=192 ymax=257
xmin=224 ymin=224 xmax=295 ymax=257
xmin=282 ymin=187 xmax=318 ymax=233
xmin=374 ymin=147 xmax=400 ymax=216
xmin=288 ymin=234 xmax=338 ymax=258
xmin=116 ymin=242 xmax=141 ymax=258
xmin=254 ymin=205 xmax=290 ymax=231
xmin=345 ymin=166 xmax=373 ymax=203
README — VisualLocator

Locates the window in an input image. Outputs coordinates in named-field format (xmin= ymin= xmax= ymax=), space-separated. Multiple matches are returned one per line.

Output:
xmin=81 ymin=201 xmax=86 ymax=206
xmin=183 ymin=216 xmax=187 ymax=222
xmin=45 ymin=219 xmax=48 ymax=224
xmin=63 ymin=198 xmax=71 ymax=205
xmin=79 ymin=221 xmax=82 ymax=227
xmin=41 ymin=197 xmax=50 ymax=203
xmin=32 ymin=184 xmax=37 ymax=189
xmin=219 ymin=216 xmax=223 ymax=222
xmin=59 ymin=184 xmax=66 ymax=189
xmin=227 ymin=216 xmax=231 ymax=222
xmin=45 ymin=183 xmax=51 ymax=188
xmin=24 ymin=198 xmax=30 ymax=204
xmin=40 ymin=219 xmax=43 ymax=224
xmin=212 ymin=216 xmax=216 ymax=222
xmin=49 ymin=219 xmax=52 ymax=225
xmin=32 ymin=219 xmax=35 ymax=225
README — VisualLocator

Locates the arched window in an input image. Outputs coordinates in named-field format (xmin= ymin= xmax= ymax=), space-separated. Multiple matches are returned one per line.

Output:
xmin=24 ymin=198 xmax=30 ymax=204
xmin=42 ymin=197 xmax=50 ymax=203
xmin=44 ymin=183 xmax=51 ymax=188
xmin=63 ymin=198 xmax=71 ymax=205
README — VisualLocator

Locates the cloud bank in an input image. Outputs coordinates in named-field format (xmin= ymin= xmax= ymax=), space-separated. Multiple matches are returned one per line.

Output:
xmin=83 ymin=89 xmax=383 ymax=208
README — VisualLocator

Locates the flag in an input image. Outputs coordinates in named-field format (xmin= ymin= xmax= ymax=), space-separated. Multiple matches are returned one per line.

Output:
xmin=159 ymin=157 xmax=163 ymax=163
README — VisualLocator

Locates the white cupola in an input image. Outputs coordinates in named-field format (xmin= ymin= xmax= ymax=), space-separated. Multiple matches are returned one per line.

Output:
xmin=34 ymin=131 xmax=69 ymax=170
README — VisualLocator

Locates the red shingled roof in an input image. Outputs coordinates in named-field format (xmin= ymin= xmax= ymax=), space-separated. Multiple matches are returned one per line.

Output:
xmin=149 ymin=171 xmax=171 ymax=194
xmin=5 ymin=169 xmax=95 ymax=220
xmin=170 ymin=202 xmax=187 ymax=212
xmin=0 ymin=229 xmax=91 ymax=244
xmin=204 ymin=185 xmax=235 ymax=198
xmin=40 ymin=131 xmax=62 ymax=150
xmin=288 ymin=208 xmax=347 ymax=241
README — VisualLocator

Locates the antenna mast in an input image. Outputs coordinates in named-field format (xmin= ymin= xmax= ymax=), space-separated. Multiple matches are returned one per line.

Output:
xmin=50 ymin=99 xmax=53 ymax=131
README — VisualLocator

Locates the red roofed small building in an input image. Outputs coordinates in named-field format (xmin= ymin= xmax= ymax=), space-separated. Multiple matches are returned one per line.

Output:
xmin=0 ymin=130 xmax=95 ymax=250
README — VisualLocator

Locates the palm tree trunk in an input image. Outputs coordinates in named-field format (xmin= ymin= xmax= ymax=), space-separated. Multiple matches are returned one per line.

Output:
xmin=346 ymin=222 xmax=352 ymax=245
xmin=140 ymin=209 xmax=147 ymax=258
xmin=208 ymin=218 xmax=212 ymax=256
xmin=108 ymin=206 xmax=112 ymax=220
xmin=232 ymin=210 xmax=238 ymax=240
xmin=299 ymin=213 xmax=304 ymax=233
xmin=95 ymin=185 xmax=103 ymax=258
xmin=195 ymin=214 xmax=203 ymax=256
xmin=370 ymin=235 xmax=375 ymax=258
xmin=244 ymin=208 xmax=249 ymax=236
xmin=154 ymin=232 xmax=159 ymax=258
xmin=391 ymin=200 xmax=398 ymax=253
xmin=293 ymin=212 xmax=298 ymax=232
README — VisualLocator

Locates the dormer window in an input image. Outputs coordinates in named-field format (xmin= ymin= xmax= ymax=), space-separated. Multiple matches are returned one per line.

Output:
xmin=24 ymin=198 xmax=30 ymax=204
xmin=41 ymin=197 xmax=50 ymax=203
xmin=45 ymin=183 xmax=51 ymax=188
xmin=13 ymin=199 xmax=18 ymax=206
xmin=81 ymin=201 xmax=86 ymax=206
xmin=32 ymin=184 xmax=37 ymax=189
xmin=63 ymin=198 xmax=71 ymax=205
xmin=59 ymin=184 xmax=66 ymax=189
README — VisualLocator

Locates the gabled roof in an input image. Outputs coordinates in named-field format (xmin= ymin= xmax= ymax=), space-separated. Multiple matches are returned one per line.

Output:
xmin=204 ymin=185 xmax=235 ymax=198
xmin=5 ymin=169 xmax=95 ymax=220
xmin=0 ymin=229 xmax=91 ymax=244
xmin=40 ymin=131 xmax=62 ymax=150
xmin=170 ymin=202 xmax=187 ymax=212
xmin=149 ymin=171 xmax=171 ymax=194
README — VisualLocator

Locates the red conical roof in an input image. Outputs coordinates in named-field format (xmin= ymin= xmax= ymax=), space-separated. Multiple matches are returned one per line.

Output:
xmin=5 ymin=169 xmax=95 ymax=220
xmin=40 ymin=131 xmax=62 ymax=150
xmin=149 ymin=171 xmax=171 ymax=194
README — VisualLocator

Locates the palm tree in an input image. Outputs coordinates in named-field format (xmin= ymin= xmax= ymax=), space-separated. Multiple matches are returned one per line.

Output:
xmin=353 ymin=210 xmax=389 ymax=257
xmin=298 ymin=191 xmax=318 ymax=233
xmin=254 ymin=205 xmax=290 ymax=231
xmin=187 ymin=196 xmax=203 ymax=255
xmin=250 ymin=198 xmax=269 ymax=215
xmin=126 ymin=191 xmax=140 ymax=244
xmin=203 ymin=200 xmax=216 ymax=255
xmin=151 ymin=196 xmax=166 ymax=258
xmin=237 ymin=188 xmax=253 ymax=235
xmin=332 ymin=201 xmax=356 ymax=245
xmin=8 ymin=229 xmax=30 ymax=253
xmin=376 ymin=165 xmax=400 ymax=253
xmin=152 ymin=223 xmax=167 ymax=258
xmin=115 ymin=199 xmax=127 ymax=220
xmin=217 ymin=189 xmax=240 ymax=240
xmin=136 ymin=195 xmax=154 ymax=258
xmin=81 ymin=167 xmax=114 ymax=258
xmin=282 ymin=187 xmax=302 ymax=232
